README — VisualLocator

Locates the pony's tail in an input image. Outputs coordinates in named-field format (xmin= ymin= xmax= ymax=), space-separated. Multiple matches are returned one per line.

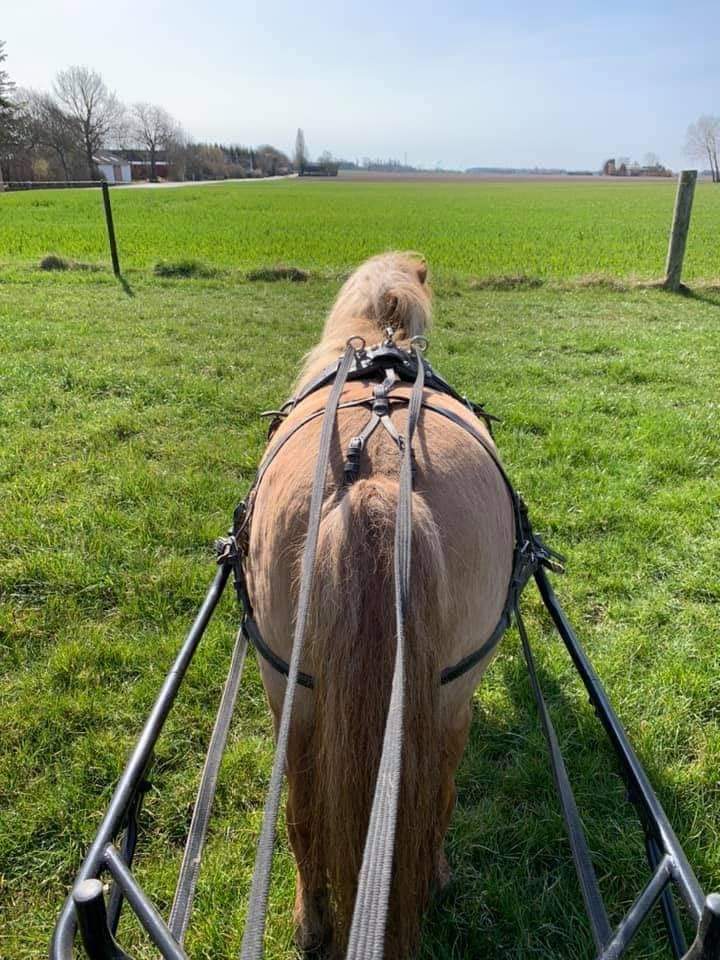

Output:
xmin=307 ymin=477 xmax=446 ymax=958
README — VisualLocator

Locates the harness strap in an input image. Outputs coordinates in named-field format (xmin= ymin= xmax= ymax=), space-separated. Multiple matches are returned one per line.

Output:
xmin=239 ymin=343 xmax=356 ymax=960
xmin=243 ymin=614 xmax=314 ymax=689
xmin=343 ymin=372 xmax=405 ymax=485
xmin=343 ymin=413 xmax=382 ymax=485
xmin=346 ymin=341 xmax=426 ymax=960
xmin=287 ymin=341 xmax=500 ymax=436
xmin=168 ymin=624 xmax=248 ymax=944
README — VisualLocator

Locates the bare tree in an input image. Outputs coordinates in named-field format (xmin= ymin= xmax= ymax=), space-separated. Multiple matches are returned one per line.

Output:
xmin=686 ymin=115 xmax=720 ymax=183
xmin=643 ymin=152 xmax=661 ymax=169
xmin=294 ymin=127 xmax=307 ymax=173
xmin=129 ymin=102 xmax=180 ymax=180
xmin=53 ymin=66 xmax=123 ymax=178
xmin=21 ymin=89 xmax=81 ymax=180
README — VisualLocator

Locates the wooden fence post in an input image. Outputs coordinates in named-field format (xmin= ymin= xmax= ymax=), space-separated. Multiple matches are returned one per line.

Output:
xmin=664 ymin=170 xmax=697 ymax=291
xmin=101 ymin=180 xmax=121 ymax=277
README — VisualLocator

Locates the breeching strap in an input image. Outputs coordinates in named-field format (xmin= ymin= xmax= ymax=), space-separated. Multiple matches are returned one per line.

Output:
xmin=346 ymin=343 xmax=425 ymax=960
xmin=239 ymin=343 xmax=356 ymax=960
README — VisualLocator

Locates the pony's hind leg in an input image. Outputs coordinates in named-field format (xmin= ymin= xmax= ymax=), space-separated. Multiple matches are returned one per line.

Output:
xmin=435 ymin=699 xmax=473 ymax=895
xmin=286 ymin=742 xmax=331 ymax=954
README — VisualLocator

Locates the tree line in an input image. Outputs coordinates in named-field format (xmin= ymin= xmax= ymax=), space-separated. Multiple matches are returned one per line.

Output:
xmin=0 ymin=42 xmax=292 ymax=184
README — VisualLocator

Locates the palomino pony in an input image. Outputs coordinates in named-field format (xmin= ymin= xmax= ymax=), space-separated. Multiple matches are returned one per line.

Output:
xmin=247 ymin=252 xmax=514 ymax=957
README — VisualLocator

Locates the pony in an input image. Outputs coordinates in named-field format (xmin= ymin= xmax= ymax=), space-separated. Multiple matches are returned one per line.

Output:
xmin=246 ymin=252 xmax=515 ymax=957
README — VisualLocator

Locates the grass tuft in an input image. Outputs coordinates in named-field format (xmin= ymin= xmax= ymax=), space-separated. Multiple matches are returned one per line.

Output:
xmin=153 ymin=259 xmax=218 ymax=279
xmin=39 ymin=254 xmax=101 ymax=273
xmin=39 ymin=254 xmax=71 ymax=271
xmin=246 ymin=264 xmax=310 ymax=282
xmin=468 ymin=274 xmax=544 ymax=290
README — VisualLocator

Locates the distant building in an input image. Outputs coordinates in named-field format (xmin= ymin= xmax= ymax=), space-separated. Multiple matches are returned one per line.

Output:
xmin=602 ymin=157 xmax=671 ymax=178
xmin=93 ymin=153 xmax=132 ymax=184
xmin=93 ymin=153 xmax=132 ymax=183
xmin=299 ymin=161 xmax=339 ymax=177
xmin=119 ymin=149 xmax=169 ymax=181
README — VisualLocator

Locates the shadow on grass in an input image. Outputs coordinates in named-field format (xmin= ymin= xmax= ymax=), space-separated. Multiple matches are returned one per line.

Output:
xmin=118 ymin=274 xmax=134 ymax=297
xmin=678 ymin=286 xmax=720 ymax=308
xmin=418 ymin=632 xmax=698 ymax=959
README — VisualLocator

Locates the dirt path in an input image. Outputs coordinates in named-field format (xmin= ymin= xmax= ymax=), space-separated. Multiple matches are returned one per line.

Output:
xmin=115 ymin=174 xmax=297 ymax=189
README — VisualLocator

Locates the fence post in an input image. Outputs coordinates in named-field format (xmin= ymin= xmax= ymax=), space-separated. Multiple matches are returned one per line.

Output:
xmin=100 ymin=180 xmax=121 ymax=277
xmin=664 ymin=170 xmax=697 ymax=291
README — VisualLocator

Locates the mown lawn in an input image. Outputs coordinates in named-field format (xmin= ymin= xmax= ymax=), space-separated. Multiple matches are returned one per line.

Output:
xmin=1 ymin=178 xmax=720 ymax=281
xmin=1 ymin=268 xmax=718 ymax=959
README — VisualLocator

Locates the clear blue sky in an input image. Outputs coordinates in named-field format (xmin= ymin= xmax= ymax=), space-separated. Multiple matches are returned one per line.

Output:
xmin=3 ymin=1 xmax=717 ymax=169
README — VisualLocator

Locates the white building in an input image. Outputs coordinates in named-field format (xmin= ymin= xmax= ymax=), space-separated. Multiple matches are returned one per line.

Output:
xmin=93 ymin=153 xmax=132 ymax=184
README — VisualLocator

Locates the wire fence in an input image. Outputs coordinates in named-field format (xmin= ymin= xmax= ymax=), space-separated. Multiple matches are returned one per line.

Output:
xmin=1 ymin=179 xmax=121 ymax=276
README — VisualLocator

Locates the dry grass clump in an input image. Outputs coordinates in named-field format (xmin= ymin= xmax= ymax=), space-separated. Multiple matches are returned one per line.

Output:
xmin=40 ymin=254 xmax=100 ymax=272
xmin=153 ymin=259 xmax=218 ymax=279
xmin=246 ymin=265 xmax=309 ymax=282
xmin=468 ymin=274 xmax=543 ymax=291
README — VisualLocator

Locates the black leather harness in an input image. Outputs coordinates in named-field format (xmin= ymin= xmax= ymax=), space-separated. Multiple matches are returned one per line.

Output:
xmin=229 ymin=339 xmax=563 ymax=689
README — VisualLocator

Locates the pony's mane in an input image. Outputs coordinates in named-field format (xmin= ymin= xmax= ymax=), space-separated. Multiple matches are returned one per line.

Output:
xmin=297 ymin=252 xmax=431 ymax=388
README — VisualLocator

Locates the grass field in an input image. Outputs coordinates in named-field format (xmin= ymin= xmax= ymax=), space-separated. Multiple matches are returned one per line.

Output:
xmin=1 ymin=179 xmax=719 ymax=959
xmin=1 ymin=178 xmax=720 ymax=282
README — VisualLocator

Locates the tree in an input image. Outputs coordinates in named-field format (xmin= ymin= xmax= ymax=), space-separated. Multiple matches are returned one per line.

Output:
xmin=256 ymin=144 xmax=291 ymax=177
xmin=0 ymin=41 xmax=19 ymax=185
xmin=294 ymin=127 xmax=307 ymax=173
xmin=53 ymin=66 xmax=123 ymax=179
xmin=643 ymin=152 xmax=661 ymax=169
xmin=21 ymin=89 xmax=81 ymax=180
xmin=129 ymin=102 xmax=180 ymax=180
xmin=686 ymin=116 xmax=720 ymax=183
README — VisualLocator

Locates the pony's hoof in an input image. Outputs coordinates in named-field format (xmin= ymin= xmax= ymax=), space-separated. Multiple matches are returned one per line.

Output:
xmin=434 ymin=851 xmax=453 ymax=898
xmin=294 ymin=923 xmax=328 ymax=956
xmin=293 ymin=899 xmax=330 ymax=956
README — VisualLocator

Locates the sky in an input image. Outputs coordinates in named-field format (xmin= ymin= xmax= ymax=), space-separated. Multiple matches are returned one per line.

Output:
xmin=3 ymin=1 xmax=717 ymax=170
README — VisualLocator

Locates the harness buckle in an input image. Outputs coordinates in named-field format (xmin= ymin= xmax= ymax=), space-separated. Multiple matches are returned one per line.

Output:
xmin=372 ymin=395 xmax=390 ymax=417
xmin=343 ymin=436 xmax=364 ymax=485
xmin=517 ymin=495 xmax=566 ymax=576
xmin=215 ymin=533 xmax=240 ymax=567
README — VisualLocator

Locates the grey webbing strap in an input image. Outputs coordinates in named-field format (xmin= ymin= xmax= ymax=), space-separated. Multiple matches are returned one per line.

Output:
xmin=377 ymin=412 xmax=402 ymax=447
xmin=346 ymin=343 xmax=425 ymax=960
xmin=169 ymin=627 xmax=248 ymax=943
xmin=239 ymin=343 xmax=356 ymax=960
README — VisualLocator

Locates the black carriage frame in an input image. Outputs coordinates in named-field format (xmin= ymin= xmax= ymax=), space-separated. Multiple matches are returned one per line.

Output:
xmin=50 ymin=550 xmax=720 ymax=960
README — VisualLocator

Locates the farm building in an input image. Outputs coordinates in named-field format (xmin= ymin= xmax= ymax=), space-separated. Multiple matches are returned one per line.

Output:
xmin=602 ymin=157 xmax=672 ymax=178
xmin=120 ymin=149 xmax=170 ymax=181
xmin=299 ymin=161 xmax=339 ymax=176
xmin=93 ymin=153 xmax=132 ymax=184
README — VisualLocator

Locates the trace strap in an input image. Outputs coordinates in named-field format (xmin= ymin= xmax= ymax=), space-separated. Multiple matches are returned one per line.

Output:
xmin=168 ymin=625 xmax=249 ymax=945
xmin=239 ymin=343 xmax=356 ymax=960
xmin=345 ymin=343 xmax=425 ymax=960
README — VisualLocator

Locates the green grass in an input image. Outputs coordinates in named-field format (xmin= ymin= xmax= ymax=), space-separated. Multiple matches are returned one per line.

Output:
xmin=1 ymin=263 xmax=719 ymax=959
xmin=2 ymin=178 xmax=720 ymax=281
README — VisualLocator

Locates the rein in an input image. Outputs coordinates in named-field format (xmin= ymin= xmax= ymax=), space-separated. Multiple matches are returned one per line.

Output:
xmin=240 ymin=343 xmax=357 ymax=959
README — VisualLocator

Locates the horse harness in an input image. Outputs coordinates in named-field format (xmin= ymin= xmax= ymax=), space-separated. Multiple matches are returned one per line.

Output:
xmin=225 ymin=335 xmax=564 ymax=692
xmin=54 ymin=334 xmax=720 ymax=960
